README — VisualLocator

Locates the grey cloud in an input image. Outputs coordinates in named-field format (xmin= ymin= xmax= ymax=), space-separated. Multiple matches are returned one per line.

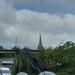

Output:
xmin=15 ymin=9 xmax=75 ymax=47
xmin=16 ymin=9 xmax=75 ymax=34
xmin=0 ymin=0 xmax=75 ymax=47
xmin=0 ymin=0 xmax=16 ymax=24
xmin=12 ymin=0 xmax=75 ymax=14
xmin=13 ymin=0 xmax=75 ymax=6
xmin=13 ymin=0 xmax=41 ymax=6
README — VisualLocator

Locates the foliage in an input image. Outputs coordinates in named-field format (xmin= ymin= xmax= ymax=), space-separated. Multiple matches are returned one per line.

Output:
xmin=38 ymin=41 xmax=75 ymax=74
xmin=0 ymin=41 xmax=75 ymax=74
xmin=52 ymin=41 xmax=75 ymax=74
xmin=38 ymin=47 xmax=46 ymax=61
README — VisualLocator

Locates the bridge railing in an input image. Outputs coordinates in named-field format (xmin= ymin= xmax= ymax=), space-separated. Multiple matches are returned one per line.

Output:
xmin=30 ymin=52 xmax=49 ymax=71
xmin=19 ymin=48 xmax=50 ymax=72
xmin=24 ymin=49 xmax=49 ymax=72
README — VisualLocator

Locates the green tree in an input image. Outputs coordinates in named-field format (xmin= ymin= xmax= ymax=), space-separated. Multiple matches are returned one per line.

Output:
xmin=39 ymin=47 xmax=46 ymax=61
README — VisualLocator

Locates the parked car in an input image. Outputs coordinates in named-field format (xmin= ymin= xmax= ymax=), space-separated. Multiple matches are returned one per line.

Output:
xmin=16 ymin=72 xmax=28 ymax=75
xmin=39 ymin=71 xmax=56 ymax=75
xmin=0 ymin=67 xmax=11 ymax=75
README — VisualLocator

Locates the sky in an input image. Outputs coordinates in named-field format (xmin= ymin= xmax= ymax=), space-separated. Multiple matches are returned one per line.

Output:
xmin=0 ymin=0 xmax=75 ymax=49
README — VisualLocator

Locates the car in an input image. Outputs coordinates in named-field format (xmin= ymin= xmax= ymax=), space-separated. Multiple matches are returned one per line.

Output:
xmin=39 ymin=71 xmax=56 ymax=75
xmin=16 ymin=72 xmax=28 ymax=75
xmin=0 ymin=67 xmax=11 ymax=75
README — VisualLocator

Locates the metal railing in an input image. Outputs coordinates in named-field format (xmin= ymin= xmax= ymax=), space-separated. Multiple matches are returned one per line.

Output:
xmin=18 ymin=49 xmax=47 ymax=72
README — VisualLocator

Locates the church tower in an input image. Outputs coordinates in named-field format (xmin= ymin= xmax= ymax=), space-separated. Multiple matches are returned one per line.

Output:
xmin=37 ymin=34 xmax=43 ymax=49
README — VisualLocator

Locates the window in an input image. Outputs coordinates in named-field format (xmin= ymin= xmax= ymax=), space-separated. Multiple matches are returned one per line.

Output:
xmin=2 ymin=70 xmax=10 ymax=74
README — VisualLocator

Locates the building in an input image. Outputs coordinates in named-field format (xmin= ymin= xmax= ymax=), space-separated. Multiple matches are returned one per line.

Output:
xmin=37 ymin=34 xmax=43 ymax=50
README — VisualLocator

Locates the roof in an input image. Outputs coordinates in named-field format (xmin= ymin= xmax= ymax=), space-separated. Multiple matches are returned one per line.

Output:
xmin=0 ymin=58 xmax=14 ymax=64
xmin=0 ymin=67 xmax=10 ymax=70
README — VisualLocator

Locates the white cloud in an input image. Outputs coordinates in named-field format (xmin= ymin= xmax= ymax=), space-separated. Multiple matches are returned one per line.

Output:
xmin=0 ymin=0 xmax=75 ymax=48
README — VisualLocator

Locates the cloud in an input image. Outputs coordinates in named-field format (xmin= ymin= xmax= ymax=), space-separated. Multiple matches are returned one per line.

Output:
xmin=0 ymin=0 xmax=75 ymax=48
xmin=16 ymin=9 xmax=75 ymax=34
xmin=12 ymin=0 xmax=75 ymax=14
xmin=0 ymin=0 xmax=16 ymax=24
xmin=13 ymin=0 xmax=75 ymax=6
xmin=7 ymin=9 xmax=75 ymax=47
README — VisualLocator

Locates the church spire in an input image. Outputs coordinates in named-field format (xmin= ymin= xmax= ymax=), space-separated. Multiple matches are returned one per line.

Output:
xmin=38 ymin=34 xmax=43 ymax=49
xmin=39 ymin=34 xmax=42 ymax=46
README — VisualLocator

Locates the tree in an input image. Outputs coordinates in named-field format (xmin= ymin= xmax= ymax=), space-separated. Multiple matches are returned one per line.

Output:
xmin=39 ymin=47 xmax=46 ymax=61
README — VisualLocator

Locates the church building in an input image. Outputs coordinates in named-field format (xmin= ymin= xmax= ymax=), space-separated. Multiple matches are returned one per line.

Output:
xmin=37 ymin=34 xmax=44 ymax=50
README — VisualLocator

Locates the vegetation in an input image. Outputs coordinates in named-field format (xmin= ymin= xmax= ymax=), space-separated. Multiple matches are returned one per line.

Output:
xmin=0 ymin=41 xmax=75 ymax=74
xmin=38 ymin=41 xmax=75 ymax=74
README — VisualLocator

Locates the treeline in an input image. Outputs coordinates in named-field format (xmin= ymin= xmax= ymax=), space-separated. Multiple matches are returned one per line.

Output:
xmin=0 ymin=41 xmax=75 ymax=74
xmin=38 ymin=41 xmax=75 ymax=74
